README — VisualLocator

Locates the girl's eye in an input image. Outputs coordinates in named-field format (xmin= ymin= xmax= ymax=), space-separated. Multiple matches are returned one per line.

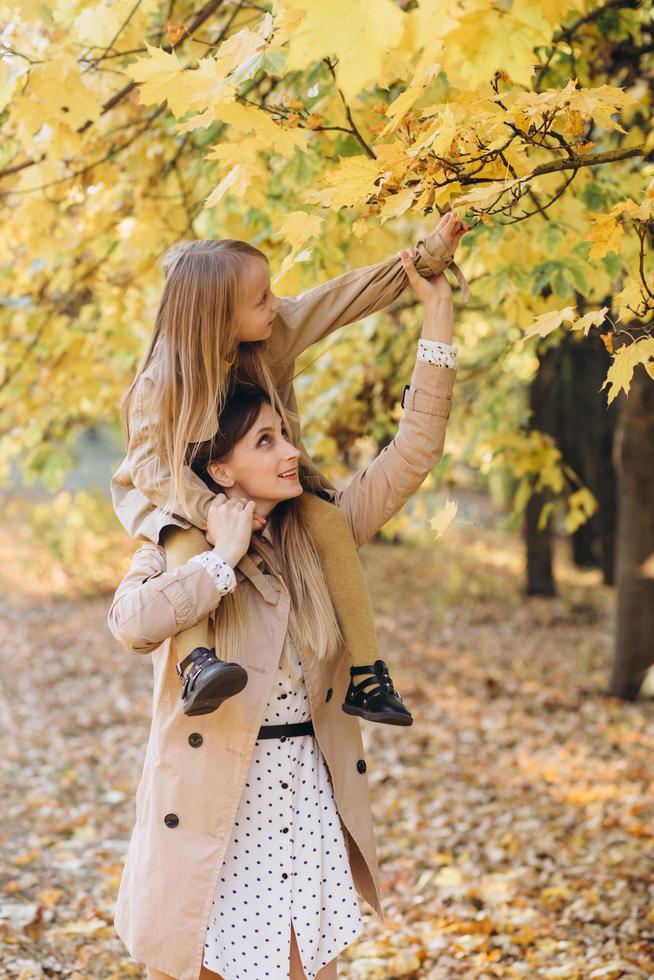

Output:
xmin=257 ymin=434 xmax=271 ymax=447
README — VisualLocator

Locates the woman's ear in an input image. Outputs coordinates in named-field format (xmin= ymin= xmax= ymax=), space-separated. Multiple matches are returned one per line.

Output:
xmin=206 ymin=461 xmax=234 ymax=487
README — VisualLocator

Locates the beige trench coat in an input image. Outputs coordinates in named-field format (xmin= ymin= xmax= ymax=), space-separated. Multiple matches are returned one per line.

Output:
xmin=108 ymin=352 xmax=456 ymax=980
xmin=110 ymin=228 xmax=467 ymax=544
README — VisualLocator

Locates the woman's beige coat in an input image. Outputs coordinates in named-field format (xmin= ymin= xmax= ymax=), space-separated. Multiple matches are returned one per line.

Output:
xmin=107 ymin=229 xmax=464 ymax=979
xmin=108 ymin=353 xmax=456 ymax=980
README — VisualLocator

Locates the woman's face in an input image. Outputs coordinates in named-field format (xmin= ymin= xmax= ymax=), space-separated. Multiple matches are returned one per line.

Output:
xmin=206 ymin=402 xmax=303 ymax=514
xmin=236 ymin=257 xmax=280 ymax=342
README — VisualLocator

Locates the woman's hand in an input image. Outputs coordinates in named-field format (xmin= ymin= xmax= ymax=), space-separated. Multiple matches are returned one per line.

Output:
xmin=206 ymin=494 xmax=261 ymax=568
xmin=399 ymin=249 xmax=453 ymax=306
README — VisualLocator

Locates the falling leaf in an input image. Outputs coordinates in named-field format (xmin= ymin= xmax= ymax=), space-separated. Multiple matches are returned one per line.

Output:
xmin=429 ymin=498 xmax=458 ymax=539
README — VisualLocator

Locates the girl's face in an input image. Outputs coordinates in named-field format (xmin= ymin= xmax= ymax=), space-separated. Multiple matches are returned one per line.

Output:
xmin=236 ymin=257 xmax=280 ymax=342
xmin=206 ymin=402 xmax=303 ymax=514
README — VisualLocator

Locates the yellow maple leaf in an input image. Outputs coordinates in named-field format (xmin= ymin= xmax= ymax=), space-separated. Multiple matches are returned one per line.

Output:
xmin=564 ymin=487 xmax=598 ymax=535
xmin=185 ymin=96 xmax=308 ymax=155
xmin=276 ymin=212 xmax=324 ymax=250
xmin=586 ymin=213 xmax=624 ymax=259
xmin=125 ymin=43 xmax=188 ymax=115
xmin=613 ymin=279 xmax=647 ymax=321
xmin=429 ymin=498 xmax=458 ymax=540
xmin=572 ymin=82 xmax=632 ymax=134
xmin=407 ymin=104 xmax=458 ymax=159
xmin=0 ymin=58 xmax=19 ymax=114
xmin=305 ymin=155 xmax=381 ymax=210
xmin=454 ymin=177 xmax=523 ymax=210
xmin=601 ymin=338 xmax=654 ymax=404
xmin=378 ymin=62 xmax=441 ymax=139
xmin=271 ymin=247 xmax=313 ymax=290
xmin=281 ymin=0 xmax=407 ymax=99
xmin=523 ymin=306 xmax=578 ymax=340
xmin=570 ymin=306 xmax=609 ymax=336
xmin=204 ymin=164 xmax=251 ymax=209
xmin=379 ymin=188 xmax=415 ymax=224
xmin=26 ymin=54 xmax=101 ymax=129
xmin=73 ymin=0 xmax=141 ymax=47
xmin=442 ymin=0 xmax=552 ymax=88
xmin=213 ymin=18 xmax=272 ymax=85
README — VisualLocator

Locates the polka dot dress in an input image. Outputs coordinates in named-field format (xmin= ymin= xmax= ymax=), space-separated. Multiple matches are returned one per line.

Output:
xmin=203 ymin=636 xmax=364 ymax=979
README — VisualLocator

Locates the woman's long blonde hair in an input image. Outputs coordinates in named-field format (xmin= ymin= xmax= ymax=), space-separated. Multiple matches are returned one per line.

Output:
xmin=120 ymin=238 xmax=285 ymax=517
xmin=190 ymin=384 xmax=343 ymax=681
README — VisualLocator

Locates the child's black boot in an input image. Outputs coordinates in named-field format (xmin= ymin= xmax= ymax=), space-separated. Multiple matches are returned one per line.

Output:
xmin=341 ymin=660 xmax=413 ymax=726
xmin=176 ymin=647 xmax=248 ymax=717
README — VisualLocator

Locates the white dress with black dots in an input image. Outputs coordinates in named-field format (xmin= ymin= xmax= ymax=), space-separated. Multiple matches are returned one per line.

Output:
xmin=202 ymin=636 xmax=365 ymax=980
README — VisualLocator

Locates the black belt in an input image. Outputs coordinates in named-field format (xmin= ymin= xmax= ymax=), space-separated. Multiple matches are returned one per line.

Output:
xmin=256 ymin=720 xmax=314 ymax=740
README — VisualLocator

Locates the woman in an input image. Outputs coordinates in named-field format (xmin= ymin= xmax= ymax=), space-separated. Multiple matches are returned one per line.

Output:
xmin=108 ymin=249 xmax=458 ymax=980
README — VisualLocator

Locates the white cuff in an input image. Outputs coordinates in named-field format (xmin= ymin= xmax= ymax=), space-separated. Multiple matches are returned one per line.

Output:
xmin=189 ymin=551 xmax=237 ymax=595
xmin=417 ymin=337 xmax=458 ymax=369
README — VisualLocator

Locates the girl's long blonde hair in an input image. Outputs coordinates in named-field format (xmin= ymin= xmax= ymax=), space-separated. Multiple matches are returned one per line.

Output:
xmin=190 ymin=384 xmax=344 ymax=681
xmin=121 ymin=238 xmax=285 ymax=517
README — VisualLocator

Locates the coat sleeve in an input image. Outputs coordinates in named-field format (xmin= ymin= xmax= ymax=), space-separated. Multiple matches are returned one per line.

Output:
xmin=268 ymin=228 xmax=460 ymax=366
xmin=107 ymin=542 xmax=225 ymax=655
xmin=333 ymin=356 xmax=456 ymax=549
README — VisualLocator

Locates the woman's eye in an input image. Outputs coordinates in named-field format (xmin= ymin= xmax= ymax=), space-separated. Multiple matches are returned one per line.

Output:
xmin=258 ymin=434 xmax=271 ymax=446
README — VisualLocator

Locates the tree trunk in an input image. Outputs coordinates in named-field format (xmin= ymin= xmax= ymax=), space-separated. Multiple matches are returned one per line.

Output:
xmin=609 ymin=364 xmax=654 ymax=699
xmin=525 ymin=489 xmax=556 ymax=595
xmin=558 ymin=332 xmax=618 ymax=584
xmin=524 ymin=345 xmax=562 ymax=596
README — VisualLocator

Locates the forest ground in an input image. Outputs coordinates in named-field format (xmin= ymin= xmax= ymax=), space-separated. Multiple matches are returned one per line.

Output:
xmin=1 ymin=517 xmax=653 ymax=979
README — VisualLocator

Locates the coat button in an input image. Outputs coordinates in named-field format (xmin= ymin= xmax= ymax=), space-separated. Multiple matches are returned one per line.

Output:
xmin=164 ymin=813 xmax=179 ymax=828
xmin=188 ymin=732 xmax=203 ymax=748
xmin=357 ymin=759 xmax=367 ymax=774
xmin=325 ymin=688 xmax=333 ymax=702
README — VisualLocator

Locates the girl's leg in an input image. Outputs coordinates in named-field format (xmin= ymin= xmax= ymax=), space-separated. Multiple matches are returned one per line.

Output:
xmin=161 ymin=525 xmax=212 ymax=671
xmin=290 ymin=921 xmax=338 ymax=980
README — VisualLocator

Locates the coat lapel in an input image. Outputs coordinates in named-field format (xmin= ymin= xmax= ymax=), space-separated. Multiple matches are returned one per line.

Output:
xmin=235 ymin=554 xmax=280 ymax=605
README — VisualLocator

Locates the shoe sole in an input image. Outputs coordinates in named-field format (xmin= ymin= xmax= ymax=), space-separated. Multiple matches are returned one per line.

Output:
xmin=341 ymin=704 xmax=413 ymax=726
xmin=183 ymin=664 xmax=248 ymax=717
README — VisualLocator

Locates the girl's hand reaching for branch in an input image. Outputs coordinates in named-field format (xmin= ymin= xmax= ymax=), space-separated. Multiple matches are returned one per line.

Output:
xmin=434 ymin=210 xmax=471 ymax=255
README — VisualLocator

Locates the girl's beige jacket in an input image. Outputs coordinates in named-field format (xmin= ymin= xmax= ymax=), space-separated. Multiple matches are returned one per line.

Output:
xmin=108 ymin=356 xmax=456 ymax=980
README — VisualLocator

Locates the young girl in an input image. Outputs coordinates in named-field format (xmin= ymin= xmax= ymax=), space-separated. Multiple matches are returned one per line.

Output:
xmin=108 ymin=251 xmax=458 ymax=980
xmin=111 ymin=215 xmax=470 ymax=721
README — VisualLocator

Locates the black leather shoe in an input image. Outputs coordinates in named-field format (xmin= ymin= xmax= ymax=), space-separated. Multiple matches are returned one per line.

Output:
xmin=176 ymin=647 xmax=248 ymax=717
xmin=341 ymin=659 xmax=413 ymax=726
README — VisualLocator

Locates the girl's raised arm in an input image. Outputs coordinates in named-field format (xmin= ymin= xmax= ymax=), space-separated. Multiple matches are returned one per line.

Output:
xmin=332 ymin=251 xmax=457 ymax=549
xmin=268 ymin=217 xmax=470 ymax=367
